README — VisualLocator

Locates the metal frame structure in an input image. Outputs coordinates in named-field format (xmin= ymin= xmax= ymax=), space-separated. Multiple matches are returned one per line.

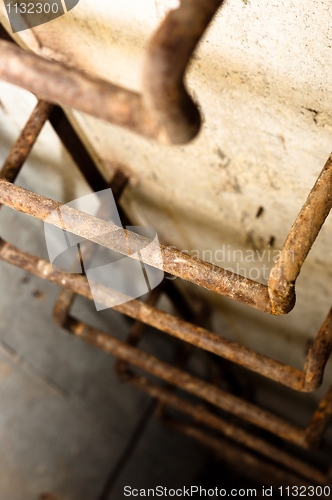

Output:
xmin=1 ymin=1 xmax=332 ymax=320
xmin=0 ymin=0 xmax=332 ymax=488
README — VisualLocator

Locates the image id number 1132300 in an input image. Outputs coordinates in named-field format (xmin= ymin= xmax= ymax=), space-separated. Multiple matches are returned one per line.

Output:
xmin=278 ymin=486 xmax=330 ymax=496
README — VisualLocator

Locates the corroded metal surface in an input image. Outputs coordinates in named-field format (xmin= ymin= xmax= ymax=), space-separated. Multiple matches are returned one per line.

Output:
xmin=269 ymin=154 xmax=332 ymax=314
xmin=58 ymin=314 xmax=306 ymax=445
xmin=50 ymin=282 xmax=332 ymax=450
xmin=142 ymin=0 xmax=223 ymax=144
xmin=0 ymin=100 xmax=53 ymax=182
xmin=2 ymin=152 xmax=332 ymax=318
xmin=1 ymin=104 xmax=329 ymax=392
xmin=0 ymin=15 xmax=332 ymax=479
xmin=1 ymin=220 xmax=329 ymax=453
xmin=0 ymin=178 xmax=273 ymax=313
xmin=0 ymin=40 xmax=159 ymax=140
xmin=164 ymin=420 xmax=312 ymax=488
xmin=0 ymin=1 xmax=224 ymax=145
xmin=1 ymin=3 xmax=332 ymax=319
xmin=304 ymin=386 xmax=332 ymax=450
xmin=55 ymin=280 xmax=328 ymax=484
xmin=303 ymin=306 xmax=332 ymax=392
xmin=1 ymin=237 xmax=332 ymax=392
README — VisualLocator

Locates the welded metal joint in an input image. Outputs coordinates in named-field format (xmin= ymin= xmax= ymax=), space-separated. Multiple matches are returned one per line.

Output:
xmin=268 ymin=154 xmax=332 ymax=315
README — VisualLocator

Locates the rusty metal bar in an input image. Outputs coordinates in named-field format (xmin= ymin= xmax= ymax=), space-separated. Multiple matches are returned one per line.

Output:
xmin=0 ymin=1 xmax=223 ymax=145
xmin=53 ymin=167 xmax=130 ymax=328
xmin=49 ymin=106 xmax=205 ymax=327
xmin=49 ymin=269 xmax=332 ymax=450
xmin=1 ymin=32 xmax=332 ymax=319
xmin=56 ymin=316 xmax=306 ymax=446
xmin=46 ymin=110 xmax=332 ymax=398
xmin=130 ymin=376 xmax=327 ymax=484
xmin=53 ymin=287 xmax=321 ymax=452
xmin=0 ymin=103 xmax=322 ymax=391
xmin=2 ymin=151 xmax=332 ymax=319
xmin=48 ymin=102 xmax=220 ymax=333
xmin=142 ymin=0 xmax=223 ymax=144
xmin=59 ymin=313 xmax=332 ymax=449
xmin=53 ymin=287 xmax=76 ymax=329
xmin=1 ymin=26 xmax=332 ymax=320
xmin=1 ymin=238 xmax=332 ymax=392
xmin=304 ymin=385 xmax=332 ymax=449
xmin=4 ymin=102 xmax=308 ymax=399
xmin=51 ymin=272 xmax=332 ymax=454
xmin=0 ymin=100 xmax=54 ymax=182
xmin=0 ymin=178 xmax=273 ymax=313
xmin=0 ymin=240 xmax=302 ymax=388
xmin=0 ymin=40 xmax=160 ymax=141
xmin=269 ymin=153 xmax=332 ymax=314
xmin=128 ymin=376 xmax=329 ymax=484
xmin=303 ymin=307 xmax=332 ymax=392
xmin=0 ymin=14 xmax=331 ymax=487
xmin=0 ymin=31 xmax=331 ymax=458
xmin=48 ymin=106 xmax=109 ymax=194
xmin=114 ymin=284 xmax=165 ymax=379
xmin=164 ymin=419 xmax=311 ymax=488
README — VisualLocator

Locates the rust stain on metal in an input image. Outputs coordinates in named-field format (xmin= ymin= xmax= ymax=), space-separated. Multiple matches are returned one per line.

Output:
xmin=0 ymin=16 xmax=331 ymax=474
xmin=128 ymin=377 xmax=327 ymax=484
xmin=61 ymin=314 xmax=306 ymax=446
xmin=0 ymin=1 xmax=225 ymax=145
xmin=0 ymin=0 xmax=222 ymax=147
xmin=165 ymin=420 xmax=312 ymax=488
xmin=142 ymin=0 xmax=224 ymax=144
xmin=0 ymin=178 xmax=273 ymax=313
xmin=0 ymin=40 xmax=161 ymax=141
xmin=51 ymin=286 xmax=332 ymax=451
xmin=303 ymin=306 xmax=332 ymax=391
xmin=304 ymin=386 xmax=332 ymax=450
xmin=0 ymin=238 xmax=331 ymax=392
xmin=0 ymin=103 xmax=331 ymax=395
xmin=269 ymin=154 xmax=332 ymax=314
